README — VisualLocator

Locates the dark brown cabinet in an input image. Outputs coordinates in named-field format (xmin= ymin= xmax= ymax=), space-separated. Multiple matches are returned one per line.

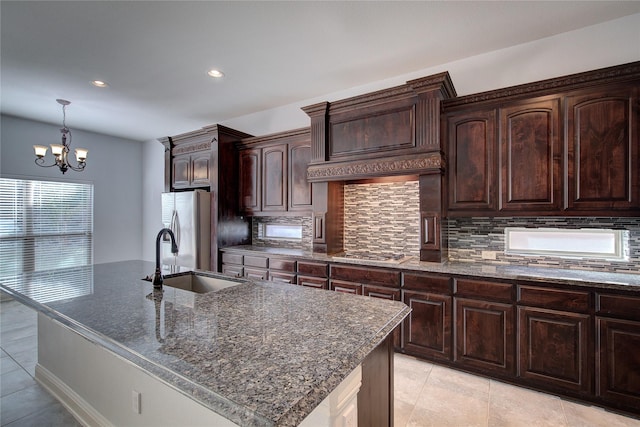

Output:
xmin=170 ymin=149 xmax=212 ymax=190
xmin=402 ymin=273 xmax=453 ymax=362
xmin=596 ymin=293 xmax=640 ymax=411
xmin=238 ymin=128 xmax=312 ymax=216
xmin=516 ymin=286 xmax=592 ymax=394
xmin=499 ymin=98 xmax=562 ymax=212
xmin=297 ymin=260 xmax=329 ymax=290
xmin=518 ymin=307 xmax=591 ymax=394
xmin=453 ymin=279 xmax=515 ymax=376
xmin=267 ymin=257 xmax=296 ymax=284
xmin=566 ymin=85 xmax=639 ymax=212
xmin=446 ymin=109 xmax=496 ymax=212
xmin=454 ymin=297 xmax=515 ymax=376
xmin=239 ymin=149 xmax=261 ymax=215
xmin=445 ymin=63 xmax=640 ymax=217
xmin=261 ymin=143 xmax=287 ymax=212
xmin=288 ymin=141 xmax=313 ymax=211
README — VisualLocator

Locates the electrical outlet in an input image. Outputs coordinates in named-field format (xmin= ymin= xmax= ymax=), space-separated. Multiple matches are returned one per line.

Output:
xmin=481 ymin=250 xmax=497 ymax=260
xmin=132 ymin=390 xmax=141 ymax=414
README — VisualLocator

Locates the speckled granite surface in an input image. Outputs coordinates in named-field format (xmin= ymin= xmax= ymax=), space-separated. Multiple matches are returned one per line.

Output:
xmin=222 ymin=245 xmax=640 ymax=291
xmin=0 ymin=261 xmax=410 ymax=426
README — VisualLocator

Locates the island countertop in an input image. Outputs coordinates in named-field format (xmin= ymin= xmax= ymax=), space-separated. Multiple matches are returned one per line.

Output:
xmin=0 ymin=260 xmax=410 ymax=426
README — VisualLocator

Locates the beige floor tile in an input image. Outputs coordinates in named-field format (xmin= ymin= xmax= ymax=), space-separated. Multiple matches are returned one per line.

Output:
xmin=394 ymin=397 xmax=416 ymax=427
xmin=405 ymin=365 xmax=490 ymax=427
xmin=561 ymin=399 xmax=640 ymax=427
xmin=488 ymin=380 xmax=567 ymax=427
xmin=426 ymin=365 xmax=490 ymax=400
xmin=395 ymin=354 xmax=432 ymax=406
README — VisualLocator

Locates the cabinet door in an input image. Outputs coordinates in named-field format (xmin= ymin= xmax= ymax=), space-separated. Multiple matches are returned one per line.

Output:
xmin=172 ymin=154 xmax=191 ymax=189
xmin=566 ymin=85 xmax=639 ymax=211
xmin=447 ymin=109 xmax=497 ymax=212
xmin=403 ymin=290 xmax=452 ymax=361
xmin=499 ymin=98 xmax=561 ymax=212
xmin=262 ymin=143 xmax=287 ymax=212
xmin=518 ymin=307 xmax=591 ymax=394
xmin=239 ymin=149 xmax=261 ymax=213
xmin=454 ymin=298 xmax=515 ymax=376
xmin=191 ymin=152 xmax=211 ymax=187
xmin=288 ymin=141 xmax=312 ymax=211
xmin=597 ymin=317 xmax=640 ymax=409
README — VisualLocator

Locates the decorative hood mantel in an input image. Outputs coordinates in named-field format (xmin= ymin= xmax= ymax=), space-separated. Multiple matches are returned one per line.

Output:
xmin=302 ymin=72 xmax=456 ymax=182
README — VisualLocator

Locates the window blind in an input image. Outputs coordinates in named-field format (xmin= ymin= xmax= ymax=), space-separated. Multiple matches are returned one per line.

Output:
xmin=0 ymin=178 xmax=93 ymax=278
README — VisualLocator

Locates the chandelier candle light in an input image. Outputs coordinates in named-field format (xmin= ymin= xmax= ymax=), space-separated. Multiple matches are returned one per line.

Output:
xmin=33 ymin=99 xmax=87 ymax=174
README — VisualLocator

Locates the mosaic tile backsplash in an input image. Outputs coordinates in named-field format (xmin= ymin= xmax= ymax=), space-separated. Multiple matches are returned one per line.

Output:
xmin=252 ymin=216 xmax=313 ymax=250
xmin=447 ymin=217 xmax=640 ymax=273
xmin=250 ymin=181 xmax=639 ymax=274
xmin=343 ymin=181 xmax=421 ymax=257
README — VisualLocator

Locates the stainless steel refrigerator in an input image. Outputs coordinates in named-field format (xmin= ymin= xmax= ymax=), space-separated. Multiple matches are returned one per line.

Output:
xmin=161 ymin=191 xmax=211 ymax=270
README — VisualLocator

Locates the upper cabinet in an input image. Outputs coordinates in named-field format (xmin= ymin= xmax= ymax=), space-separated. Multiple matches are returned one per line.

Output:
xmin=447 ymin=108 xmax=497 ymax=212
xmin=238 ymin=128 xmax=312 ymax=216
xmin=566 ymin=85 xmax=639 ymax=211
xmin=444 ymin=61 xmax=640 ymax=217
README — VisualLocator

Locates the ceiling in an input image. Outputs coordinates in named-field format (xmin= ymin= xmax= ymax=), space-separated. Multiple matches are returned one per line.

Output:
xmin=1 ymin=1 xmax=639 ymax=142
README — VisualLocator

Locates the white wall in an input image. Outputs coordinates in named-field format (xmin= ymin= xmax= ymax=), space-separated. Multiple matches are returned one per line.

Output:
xmin=141 ymin=139 xmax=166 ymax=262
xmin=224 ymin=13 xmax=640 ymax=136
xmin=1 ymin=115 xmax=146 ymax=264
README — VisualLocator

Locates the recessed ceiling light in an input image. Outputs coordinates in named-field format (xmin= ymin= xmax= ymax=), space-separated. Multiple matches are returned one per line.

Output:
xmin=91 ymin=80 xmax=108 ymax=88
xmin=207 ymin=69 xmax=224 ymax=78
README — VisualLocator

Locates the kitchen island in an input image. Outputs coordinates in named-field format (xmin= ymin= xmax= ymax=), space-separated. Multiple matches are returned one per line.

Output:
xmin=0 ymin=260 xmax=410 ymax=426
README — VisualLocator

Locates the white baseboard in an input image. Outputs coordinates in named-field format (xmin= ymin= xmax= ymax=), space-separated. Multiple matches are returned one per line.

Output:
xmin=35 ymin=363 xmax=113 ymax=427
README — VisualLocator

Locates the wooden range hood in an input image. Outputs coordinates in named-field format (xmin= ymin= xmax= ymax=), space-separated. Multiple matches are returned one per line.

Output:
xmin=302 ymin=72 xmax=456 ymax=262
xmin=302 ymin=72 xmax=456 ymax=181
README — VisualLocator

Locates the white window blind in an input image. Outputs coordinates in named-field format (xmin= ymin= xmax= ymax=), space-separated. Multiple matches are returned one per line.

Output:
xmin=0 ymin=178 xmax=93 ymax=278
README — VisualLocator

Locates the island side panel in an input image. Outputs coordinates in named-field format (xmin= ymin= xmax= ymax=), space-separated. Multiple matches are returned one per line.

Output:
xmin=359 ymin=333 xmax=395 ymax=427
xmin=35 ymin=314 xmax=237 ymax=427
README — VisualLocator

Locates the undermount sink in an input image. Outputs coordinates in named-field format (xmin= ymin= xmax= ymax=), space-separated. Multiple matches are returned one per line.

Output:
xmin=159 ymin=272 xmax=242 ymax=294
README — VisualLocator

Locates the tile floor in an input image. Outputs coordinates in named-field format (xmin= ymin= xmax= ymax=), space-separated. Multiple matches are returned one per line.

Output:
xmin=1 ymin=299 xmax=639 ymax=427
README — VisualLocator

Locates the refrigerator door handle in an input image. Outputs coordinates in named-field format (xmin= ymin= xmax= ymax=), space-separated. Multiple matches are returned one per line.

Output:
xmin=171 ymin=210 xmax=181 ymax=249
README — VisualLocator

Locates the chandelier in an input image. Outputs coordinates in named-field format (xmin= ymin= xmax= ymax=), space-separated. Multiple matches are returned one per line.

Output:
xmin=33 ymin=99 xmax=87 ymax=174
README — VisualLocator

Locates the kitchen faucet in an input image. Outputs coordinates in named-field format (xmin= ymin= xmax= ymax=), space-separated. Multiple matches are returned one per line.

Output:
xmin=153 ymin=227 xmax=178 ymax=289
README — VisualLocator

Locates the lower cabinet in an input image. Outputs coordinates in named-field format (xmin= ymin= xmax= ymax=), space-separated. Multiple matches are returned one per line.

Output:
xmin=596 ymin=292 xmax=640 ymax=411
xmin=454 ymin=298 xmax=515 ymax=376
xmin=518 ymin=307 xmax=591 ymax=394
xmin=402 ymin=290 xmax=451 ymax=361
xmin=402 ymin=272 xmax=453 ymax=361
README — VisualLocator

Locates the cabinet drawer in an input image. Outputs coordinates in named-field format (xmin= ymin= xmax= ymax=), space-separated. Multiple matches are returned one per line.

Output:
xmin=268 ymin=271 xmax=296 ymax=284
xmin=222 ymin=252 xmax=243 ymax=265
xmin=330 ymin=280 xmax=362 ymax=295
xmin=244 ymin=267 xmax=268 ymax=281
xmin=244 ymin=255 xmax=268 ymax=268
xmin=363 ymin=284 xmax=400 ymax=301
xmin=455 ymin=278 xmax=513 ymax=303
xmin=403 ymin=273 xmax=452 ymax=293
xmin=518 ymin=286 xmax=590 ymax=312
xmin=597 ymin=293 xmax=640 ymax=319
xmin=297 ymin=261 xmax=328 ymax=278
xmin=330 ymin=264 xmax=400 ymax=288
xmin=269 ymin=257 xmax=296 ymax=272
xmin=222 ymin=264 xmax=243 ymax=278
xmin=297 ymin=275 xmax=328 ymax=290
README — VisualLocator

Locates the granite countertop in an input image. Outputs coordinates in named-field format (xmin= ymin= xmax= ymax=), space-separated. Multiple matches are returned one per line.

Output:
xmin=0 ymin=261 xmax=410 ymax=427
xmin=222 ymin=245 xmax=640 ymax=291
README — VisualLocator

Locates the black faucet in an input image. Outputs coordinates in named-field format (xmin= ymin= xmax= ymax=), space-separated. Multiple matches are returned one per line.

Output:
xmin=153 ymin=228 xmax=178 ymax=289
